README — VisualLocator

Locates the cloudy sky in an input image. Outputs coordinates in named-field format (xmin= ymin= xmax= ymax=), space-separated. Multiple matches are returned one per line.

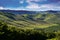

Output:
xmin=0 ymin=0 xmax=60 ymax=11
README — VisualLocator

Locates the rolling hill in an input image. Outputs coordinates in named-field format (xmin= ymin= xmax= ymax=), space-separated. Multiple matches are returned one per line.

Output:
xmin=0 ymin=10 xmax=60 ymax=31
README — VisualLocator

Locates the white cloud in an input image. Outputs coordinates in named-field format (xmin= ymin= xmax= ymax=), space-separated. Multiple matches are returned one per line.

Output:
xmin=26 ymin=0 xmax=47 ymax=5
xmin=26 ymin=0 xmax=40 ymax=2
xmin=0 ymin=7 xmax=4 ymax=10
xmin=25 ymin=0 xmax=49 ymax=11
xmin=26 ymin=3 xmax=40 ymax=9
xmin=25 ymin=4 xmax=60 ymax=11
xmin=20 ymin=0 xmax=24 ymax=4
xmin=40 ymin=4 xmax=60 ymax=9
xmin=26 ymin=0 xmax=47 ymax=3
xmin=0 ymin=4 xmax=60 ymax=11
xmin=0 ymin=6 xmax=13 ymax=10
xmin=39 ymin=4 xmax=55 ymax=10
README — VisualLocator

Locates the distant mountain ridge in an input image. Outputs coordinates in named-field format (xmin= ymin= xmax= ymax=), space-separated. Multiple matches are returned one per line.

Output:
xmin=0 ymin=10 xmax=60 ymax=14
xmin=0 ymin=10 xmax=37 ymax=14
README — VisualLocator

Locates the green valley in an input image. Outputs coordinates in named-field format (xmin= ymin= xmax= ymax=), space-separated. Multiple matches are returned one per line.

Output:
xmin=0 ymin=10 xmax=60 ymax=40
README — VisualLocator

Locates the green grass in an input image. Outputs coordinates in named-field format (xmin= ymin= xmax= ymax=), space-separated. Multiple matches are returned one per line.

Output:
xmin=0 ymin=12 xmax=60 ymax=30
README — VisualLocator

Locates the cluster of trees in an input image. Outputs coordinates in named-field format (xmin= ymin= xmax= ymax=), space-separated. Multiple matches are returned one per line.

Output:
xmin=0 ymin=21 xmax=60 ymax=40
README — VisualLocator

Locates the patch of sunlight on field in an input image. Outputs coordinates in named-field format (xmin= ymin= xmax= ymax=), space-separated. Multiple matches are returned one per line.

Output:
xmin=0 ymin=15 xmax=9 ymax=19
xmin=30 ymin=23 xmax=58 ymax=28
xmin=44 ymin=14 xmax=56 ymax=21
xmin=8 ymin=21 xmax=58 ymax=29
xmin=47 ymin=38 xmax=57 ymax=40
xmin=8 ymin=25 xmax=16 ymax=27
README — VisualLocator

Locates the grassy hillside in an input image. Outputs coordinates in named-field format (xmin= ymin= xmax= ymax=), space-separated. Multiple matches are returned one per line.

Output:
xmin=0 ymin=11 xmax=60 ymax=29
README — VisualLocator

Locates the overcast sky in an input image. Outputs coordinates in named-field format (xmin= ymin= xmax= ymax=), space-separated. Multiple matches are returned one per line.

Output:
xmin=0 ymin=0 xmax=60 ymax=11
